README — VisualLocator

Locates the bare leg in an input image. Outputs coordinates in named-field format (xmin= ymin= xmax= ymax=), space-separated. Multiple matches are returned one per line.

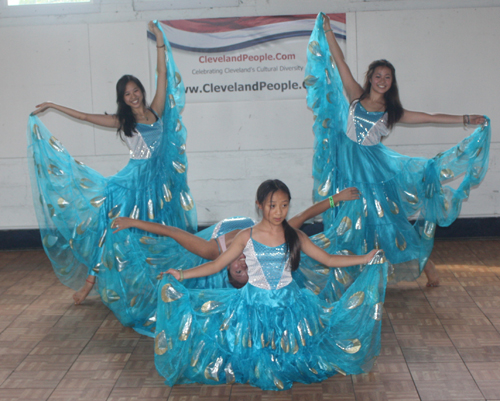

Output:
xmin=73 ymin=275 xmax=96 ymax=305
xmin=423 ymin=259 xmax=440 ymax=287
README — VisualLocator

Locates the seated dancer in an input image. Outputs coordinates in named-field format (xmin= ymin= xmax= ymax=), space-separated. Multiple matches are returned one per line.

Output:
xmin=155 ymin=179 xmax=388 ymax=390
xmin=27 ymin=22 xmax=196 ymax=305
xmin=305 ymin=14 xmax=490 ymax=287
xmin=73 ymin=186 xmax=360 ymax=299
xmin=75 ymin=187 xmax=361 ymax=337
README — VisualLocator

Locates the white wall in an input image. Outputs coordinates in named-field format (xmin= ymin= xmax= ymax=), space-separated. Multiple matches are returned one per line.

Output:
xmin=0 ymin=0 xmax=498 ymax=229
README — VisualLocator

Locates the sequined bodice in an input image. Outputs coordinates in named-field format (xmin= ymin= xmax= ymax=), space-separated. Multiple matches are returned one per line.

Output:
xmin=345 ymin=100 xmax=389 ymax=146
xmin=124 ymin=118 xmax=163 ymax=159
xmin=244 ymin=236 xmax=292 ymax=290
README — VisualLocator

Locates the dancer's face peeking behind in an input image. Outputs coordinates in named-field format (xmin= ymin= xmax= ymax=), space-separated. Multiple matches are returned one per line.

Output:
xmin=258 ymin=189 xmax=290 ymax=226
xmin=369 ymin=66 xmax=393 ymax=96
xmin=228 ymin=253 xmax=248 ymax=285
xmin=123 ymin=81 xmax=145 ymax=110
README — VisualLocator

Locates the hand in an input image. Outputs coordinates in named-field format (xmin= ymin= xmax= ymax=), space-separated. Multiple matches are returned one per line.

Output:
xmin=159 ymin=269 xmax=180 ymax=280
xmin=336 ymin=187 xmax=360 ymax=202
xmin=112 ymin=217 xmax=135 ymax=233
xmin=149 ymin=21 xmax=164 ymax=46
xmin=323 ymin=14 xmax=332 ymax=32
xmin=468 ymin=115 xmax=486 ymax=126
xmin=365 ymin=249 xmax=379 ymax=264
xmin=32 ymin=101 xmax=55 ymax=115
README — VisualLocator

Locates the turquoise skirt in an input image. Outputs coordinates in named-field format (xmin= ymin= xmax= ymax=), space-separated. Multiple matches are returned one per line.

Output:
xmin=154 ymin=254 xmax=388 ymax=390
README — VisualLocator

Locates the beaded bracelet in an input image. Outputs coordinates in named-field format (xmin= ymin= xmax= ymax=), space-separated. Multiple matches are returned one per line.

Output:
xmin=329 ymin=195 xmax=336 ymax=208
xmin=463 ymin=114 xmax=470 ymax=129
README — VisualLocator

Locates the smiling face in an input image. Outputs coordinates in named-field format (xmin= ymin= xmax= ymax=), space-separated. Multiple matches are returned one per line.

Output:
xmin=123 ymin=81 xmax=145 ymax=110
xmin=259 ymin=189 xmax=290 ymax=226
xmin=369 ymin=66 xmax=393 ymax=95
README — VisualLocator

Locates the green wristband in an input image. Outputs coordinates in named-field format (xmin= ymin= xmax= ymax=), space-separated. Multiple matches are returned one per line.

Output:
xmin=329 ymin=196 xmax=336 ymax=208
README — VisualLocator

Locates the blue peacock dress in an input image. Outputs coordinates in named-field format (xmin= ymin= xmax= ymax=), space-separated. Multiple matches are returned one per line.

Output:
xmin=154 ymin=228 xmax=388 ymax=390
xmin=305 ymin=13 xmax=491 ymax=282
xmin=99 ymin=216 xmax=256 ymax=337
xmin=26 ymin=24 xmax=197 ymax=311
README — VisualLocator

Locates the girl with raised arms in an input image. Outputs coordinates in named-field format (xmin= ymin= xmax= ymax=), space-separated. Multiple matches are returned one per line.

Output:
xmin=154 ymin=180 xmax=388 ymax=390
xmin=304 ymin=14 xmax=490 ymax=287
xmin=27 ymin=21 xmax=196 ymax=309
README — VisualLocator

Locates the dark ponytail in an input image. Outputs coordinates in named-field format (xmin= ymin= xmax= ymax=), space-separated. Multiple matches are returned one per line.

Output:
xmin=282 ymin=218 xmax=301 ymax=271
xmin=115 ymin=75 xmax=148 ymax=139
xmin=255 ymin=179 xmax=301 ymax=271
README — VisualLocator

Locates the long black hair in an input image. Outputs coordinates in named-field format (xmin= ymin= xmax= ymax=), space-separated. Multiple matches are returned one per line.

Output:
xmin=255 ymin=179 xmax=301 ymax=271
xmin=358 ymin=59 xmax=403 ymax=130
xmin=115 ymin=75 xmax=147 ymax=139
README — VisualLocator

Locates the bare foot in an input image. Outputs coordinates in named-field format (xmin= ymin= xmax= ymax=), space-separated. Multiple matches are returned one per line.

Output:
xmin=73 ymin=276 xmax=95 ymax=305
xmin=423 ymin=260 xmax=440 ymax=287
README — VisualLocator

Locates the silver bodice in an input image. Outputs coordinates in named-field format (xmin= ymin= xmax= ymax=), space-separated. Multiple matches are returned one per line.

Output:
xmin=244 ymin=237 xmax=292 ymax=290
xmin=123 ymin=119 xmax=163 ymax=159
xmin=346 ymin=99 xmax=389 ymax=146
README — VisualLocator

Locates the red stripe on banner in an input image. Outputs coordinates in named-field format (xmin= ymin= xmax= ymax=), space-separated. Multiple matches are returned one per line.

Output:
xmin=160 ymin=14 xmax=345 ymax=34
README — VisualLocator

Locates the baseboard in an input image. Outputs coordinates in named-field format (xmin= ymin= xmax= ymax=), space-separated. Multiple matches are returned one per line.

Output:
xmin=1 ymin=217 xmax=498 ymax=251
xmin=1 ymin=229 xmax=43 ymax=251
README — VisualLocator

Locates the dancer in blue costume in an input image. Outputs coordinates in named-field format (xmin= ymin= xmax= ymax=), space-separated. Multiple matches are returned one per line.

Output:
xmin=113 ymin=186 xmax=360 ymax=288
xmin=155 ymin=180 xmax=388 ymax=390
xmin=305 ymin=14 xmax=490 ymax=286
xmin=108 ymin=187 xmax=360 ymax=336
xmin=27 ymin=21 xmax=196 ymax=306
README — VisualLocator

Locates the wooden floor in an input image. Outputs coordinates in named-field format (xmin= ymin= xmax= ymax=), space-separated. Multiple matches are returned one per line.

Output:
xmin=1 ymin=239 xmax=500 ymax=401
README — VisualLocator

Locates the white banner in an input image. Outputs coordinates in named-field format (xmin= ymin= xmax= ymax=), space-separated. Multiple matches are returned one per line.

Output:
xmin=152 ymin=14 xmax=346 ymax=103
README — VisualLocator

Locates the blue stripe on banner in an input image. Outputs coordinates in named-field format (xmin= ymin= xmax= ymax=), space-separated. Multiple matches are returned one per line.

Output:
xmin=169 ymin=31 xmax=347 ymax=53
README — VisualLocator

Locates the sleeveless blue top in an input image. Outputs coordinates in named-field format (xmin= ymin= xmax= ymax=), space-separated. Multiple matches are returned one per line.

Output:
xmin=243 ymin=229 xmax=292 ymax=290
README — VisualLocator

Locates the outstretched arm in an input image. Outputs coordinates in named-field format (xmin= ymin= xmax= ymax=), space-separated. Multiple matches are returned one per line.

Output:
xmin=323 ymin=14 xmax=363 ymax=102
xmin=112 ymin=217 xmax=219 ymax=260
xmin=399 ymin=110 xmax=485 ymax=126
xmin=149 ymin=21 xmax=167 ymax=119
xmin=162 ymin=228 xmax=249 ymax=281
xmin=289 ymin=187 xmax=360 ymax=229
xmin=31 ymin=102 xmax=119 ymax=128
xmin=298 ymin=230 xmax=377 ymax=267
